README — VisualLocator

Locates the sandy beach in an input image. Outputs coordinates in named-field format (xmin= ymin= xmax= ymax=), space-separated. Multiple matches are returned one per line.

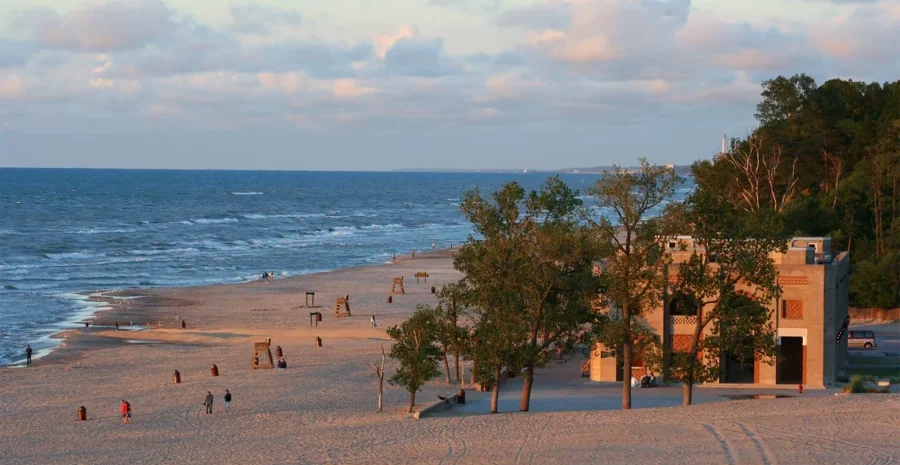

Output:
xmin=1 ymin=252 xmax=898 ymax=465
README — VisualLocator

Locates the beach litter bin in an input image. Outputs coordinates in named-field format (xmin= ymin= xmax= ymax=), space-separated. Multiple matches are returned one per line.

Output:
xmin=276 ymin=345 xmax=283 ymax=357
xmin=78 ymin=406 xmax=87 ymax=421
xmin=387 ymin=295 xmax=392 ymax=304
xmin=173 ymin=369 xmax=181 ymax=384
xmin=211 ymin=364 xmax=219 ymax=377
xmin=315 ymin=337 xmax=322 ymax=348
xmin=431 ymin=286 xmax=436 ymax=294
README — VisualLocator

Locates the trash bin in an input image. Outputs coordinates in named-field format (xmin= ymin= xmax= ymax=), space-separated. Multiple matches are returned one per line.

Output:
xmin=315 ymin=337 xmax=322 ymax=348
xmin=431 ymin=286 xmax=436 ymax=294
xmin=173 ymin=369 xmax=181 ymax=384
xmin=275 ymin=346 xmax=283 ymax=357
xmin=211 ymin=364 xmax=219 ymax=377
xmin=77 ymin=406 xmax=87 ymax=421
xmin=316 ymin=313 xmax=322 ymax=322
xmin=387 ymin=295 xmax=392 ymax=304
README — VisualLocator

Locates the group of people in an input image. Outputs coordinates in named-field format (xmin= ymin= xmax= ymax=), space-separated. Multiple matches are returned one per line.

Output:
xmin=259 ymin=271 xmax=274 ymax=282
xmin=121 ymin=389 xmax=232 ymax=424
xmin=631 ymin=373 xmax=659 ymax=388
xmin=203 ymin=389 xmax=232 ymax=414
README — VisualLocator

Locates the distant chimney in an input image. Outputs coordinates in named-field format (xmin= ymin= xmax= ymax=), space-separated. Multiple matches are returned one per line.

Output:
xmin=721 ymin=133 xmax=727 ymax=154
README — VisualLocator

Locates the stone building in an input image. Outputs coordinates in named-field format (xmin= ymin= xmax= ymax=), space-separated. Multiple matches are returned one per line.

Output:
xmin=589 ymin=237 xmax=850 ymax=388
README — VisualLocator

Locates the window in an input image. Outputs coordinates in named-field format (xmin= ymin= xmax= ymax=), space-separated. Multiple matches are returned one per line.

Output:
xmin=782 ymin=300 xmax=803 ymax=320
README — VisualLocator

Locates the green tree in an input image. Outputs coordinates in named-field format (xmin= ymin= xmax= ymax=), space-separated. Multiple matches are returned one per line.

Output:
xmin=585 ymin=159 xmax=680 ymax=410
xmin=387 ymin=306 xmax=443 ymax=413
xmin=667 ymin=190 xmax=784 ymax=405
xmin=433 ymin=283 xmax=471 ymax=386
xmin=455 ymin=177 xmax=597 ymax=412
xmin=454 ymin=182 xmax=530 ymax=413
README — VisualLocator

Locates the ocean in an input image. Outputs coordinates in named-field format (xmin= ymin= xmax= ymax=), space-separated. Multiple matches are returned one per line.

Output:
xmin=0 ymin=168 xmax=693 ymax=365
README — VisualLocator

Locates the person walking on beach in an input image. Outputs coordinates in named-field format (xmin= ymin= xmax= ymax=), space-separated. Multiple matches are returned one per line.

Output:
xmin=181 ymin=319 xmax=186 ymax=329
xmin=25 ymin=344 xmax=32 ymax=367
xmin=371 ymin=315 xmax=377 ymax=327
xmin=204 ymin=391 xmax=214 ymax=414
xmin=121 ymin=400 xmax=132 ymax=424
xmin=115 ymin=321 xmax=119 ymax=330
xmin=223 ymin=390 xmax=231 ymax=413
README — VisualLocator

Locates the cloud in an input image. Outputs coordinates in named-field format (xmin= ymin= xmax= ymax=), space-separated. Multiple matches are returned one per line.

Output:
xmin=229 ymin=4 xmax=303 ymax=35
xmin=35 ymin=0 xmax=177 ymax=51
xmin=383 ymin=37 xmax=460 ymax=76
xmin=372 ymin=26 xmax=420 ymax=59
xmin=332 ymin=79 xmax=376 ymax=98
xmin=257 ymin=72 xmax=306 ymax=93
xmin=0 ymin=74 xmax=25 ymax=98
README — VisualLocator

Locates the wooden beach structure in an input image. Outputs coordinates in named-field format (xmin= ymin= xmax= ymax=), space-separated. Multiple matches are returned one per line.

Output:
xmin=414 ymin=272 xmax=429 ymax=283
xmin=252 ymin=338 xmax=274 ymax=369
xmin=334 ymin=296 xmax=351 ymax=318
xmin=391 ymin=277 xmax=405 ymax=294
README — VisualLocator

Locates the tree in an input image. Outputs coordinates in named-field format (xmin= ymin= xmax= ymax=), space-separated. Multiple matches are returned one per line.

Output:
xmin=455 ymin=177 xmax=599 ymax=412
xmin=387 ymin=306 xmax=443 ymax=413
xmin=667 ymin=190 xmax=784 ymax=405
xmin=514 ymin=177 xmax=599 ymax=412
xmin=433 ymin=283 xmax=471 ymax=386
xmin=585 ymin=160 xmax=680 ymax=410
xmin=370 ymin=346 xmax=386 ymax=413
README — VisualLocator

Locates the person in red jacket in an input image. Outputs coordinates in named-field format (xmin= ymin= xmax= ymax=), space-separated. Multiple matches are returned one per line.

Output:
xmin=121 ymin=400 xmax=132 ymax=424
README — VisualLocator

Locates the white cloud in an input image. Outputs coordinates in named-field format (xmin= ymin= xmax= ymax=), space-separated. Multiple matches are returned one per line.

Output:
xmin=332 ymin=79 xmax=376 ymax=98
xmin=373 ymin=26 xmax=419 ymax=59
xmin=0 ymin=74 xmax=24 ymax=98
xmin=35 ymin=0 xmax=177 ymax=51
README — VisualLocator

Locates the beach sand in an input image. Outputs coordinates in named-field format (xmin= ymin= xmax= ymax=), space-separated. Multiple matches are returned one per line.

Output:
xmin=1 ymin=252 xmax=898 ymax=465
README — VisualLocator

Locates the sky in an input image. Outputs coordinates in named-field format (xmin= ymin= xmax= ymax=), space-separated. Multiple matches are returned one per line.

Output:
xmin=0 ymin=0 xmax=898 ymax=171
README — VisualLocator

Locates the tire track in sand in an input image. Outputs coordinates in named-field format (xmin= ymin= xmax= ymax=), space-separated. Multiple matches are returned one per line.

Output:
xmin=735 ymin=422 xmax=775 ymax=465
xmin=755 ymin=424 xmax=895 ymax=465
xmin=701 ymin=423 xmax=737 ymax=465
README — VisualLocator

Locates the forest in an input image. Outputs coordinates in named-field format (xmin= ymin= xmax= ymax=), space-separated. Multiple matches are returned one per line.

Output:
xmin=693 ymin=74 xmax=900 ymax=309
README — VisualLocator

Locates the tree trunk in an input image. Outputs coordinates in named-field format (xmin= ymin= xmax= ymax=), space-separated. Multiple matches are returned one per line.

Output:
xmin=443 ymin=353 xmax=451 ymax=383
xmin=490 ymin=363 xmax=501 ymax=414
xmin=377 ymin=346 xmax=385 ymax=413
xmin=454 ymin=350 xmax=461 ymax=386
xmin=520 ymin=365 xmax=534 ymax=411
xmin=407 ymin=390 xmax=416 ymax=413
xmin=622 ymin=321 xmax=633 ymax=410
xmin=683 ymin=381 xmax=693 ymax=406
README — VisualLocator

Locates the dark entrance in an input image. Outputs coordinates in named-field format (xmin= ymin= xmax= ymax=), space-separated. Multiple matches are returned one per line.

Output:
xmin=721 ymin=352 xmax=755 ymax=383
xmin=777 ymin=337 xmax=804 ymax=384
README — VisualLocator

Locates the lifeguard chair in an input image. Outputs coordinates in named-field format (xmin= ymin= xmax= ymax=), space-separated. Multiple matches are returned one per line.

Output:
xmin=252 ymin=338 xmax=274 ymax=369
xmin=334 ymin=296 xmax=351 ymax=318
xmin=391 ymin=277 xmax=405 ymax=294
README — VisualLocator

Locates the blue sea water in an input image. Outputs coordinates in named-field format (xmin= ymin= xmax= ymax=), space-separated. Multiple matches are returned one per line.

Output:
xmin=0 ymin=168 xmax=692 ymax=365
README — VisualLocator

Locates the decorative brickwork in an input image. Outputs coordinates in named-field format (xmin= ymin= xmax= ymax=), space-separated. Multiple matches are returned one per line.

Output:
xmin=778 ymin=276 xmax=808 ymax=285
xmin=782 ymin=300 xmax=803 ymax=319
xmin=672 ymin=315 xmax=699 ymax=325
xmin=672 ymin=334 xmax=693 ymax=352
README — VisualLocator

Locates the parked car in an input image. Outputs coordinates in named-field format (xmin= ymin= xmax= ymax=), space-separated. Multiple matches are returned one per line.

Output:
xmin=848 ymin=330 xmax=877 ymax=350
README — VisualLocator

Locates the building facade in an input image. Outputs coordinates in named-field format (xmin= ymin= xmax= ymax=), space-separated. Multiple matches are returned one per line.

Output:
xmin=590 ymin=237 xmax=850 ymax=388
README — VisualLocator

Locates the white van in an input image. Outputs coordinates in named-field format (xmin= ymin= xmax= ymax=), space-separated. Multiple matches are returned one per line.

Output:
xmin=847 ymin=331 xmax=877 ymax=350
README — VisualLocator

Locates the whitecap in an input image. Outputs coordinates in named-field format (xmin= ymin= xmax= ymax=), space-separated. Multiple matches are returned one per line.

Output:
xmin=42 ymin=251 xmax=107 ymax=260
xmin=231 ymin=192 xmax=263 ymax=195
xmin=191 ymin=218 xmax=239 ymax=224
